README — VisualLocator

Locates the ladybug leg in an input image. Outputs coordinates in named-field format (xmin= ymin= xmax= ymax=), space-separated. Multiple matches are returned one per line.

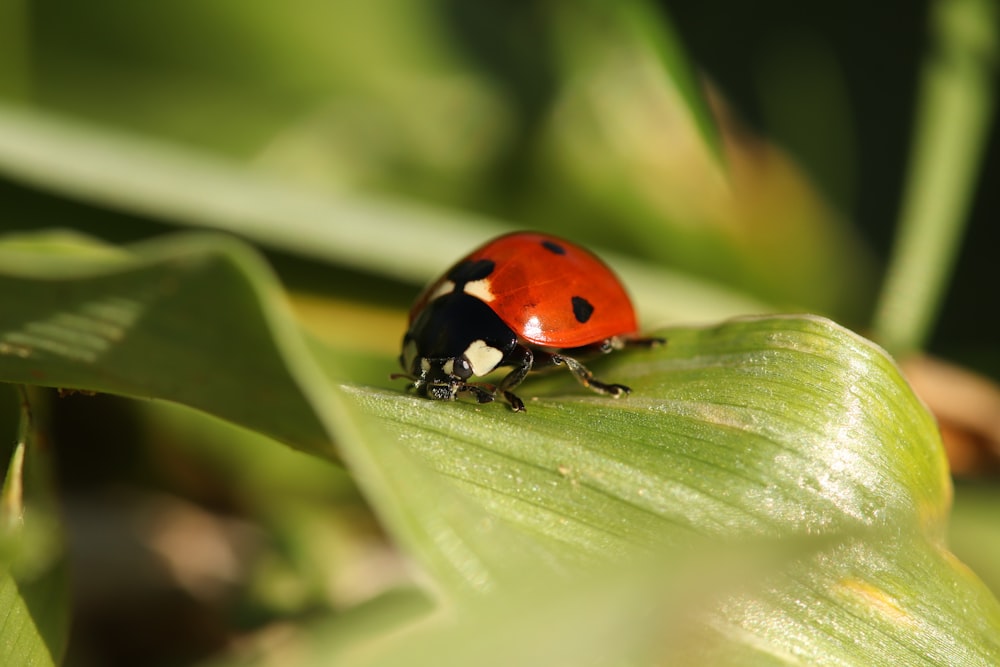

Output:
xmin=460 ymin=383 xmax=497 ymax=405
xmin=550 ymin=353 xmax=631 ymax=398
xmin=495 ymin=345 xmax=533 ymax=412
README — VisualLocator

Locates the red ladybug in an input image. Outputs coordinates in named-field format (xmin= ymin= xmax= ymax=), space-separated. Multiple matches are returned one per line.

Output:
xmin=395 ymin=232 xmax=662 ymax=411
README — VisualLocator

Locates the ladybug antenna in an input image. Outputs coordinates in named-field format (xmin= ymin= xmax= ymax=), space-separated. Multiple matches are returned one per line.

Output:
xmin=390 ymin=372 xmax=421 ymax=393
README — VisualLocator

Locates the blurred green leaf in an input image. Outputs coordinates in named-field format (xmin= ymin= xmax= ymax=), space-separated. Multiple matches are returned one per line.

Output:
xmin=545 ymin=0 xmax=723 ymax=173
xmin=0 ymin=391 xmax=70 ymax=667
xmin=352 ymin=533 xmax=1000 ymax=667
xmin=197 ymin=532 xmax=1000 ymax=667
xmin=195 ymin=586 xmax=435 ymax=667
xmin=25 ymin=0 xmax=500 ymax=158
xmin=698 ymin=533 xmax=1000 ymax=665
xmin=950 ymin=482 xmax=1000 ymax=598
xmin=0 ymin=103 xmax=771 ymax=324
xmin=614 ymin=0 xmax=725 ymax=167
xmin=340 ymin=542 xmax=771 ymax=667
xmin=537 ymin=6 xmax=874 ymax=319
xmin=0 ymin=230 xmax=334 ymax=457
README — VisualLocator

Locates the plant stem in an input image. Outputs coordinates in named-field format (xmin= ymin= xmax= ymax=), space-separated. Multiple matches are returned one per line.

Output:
xmin=871 ymin=0 xmax=997 ymax=356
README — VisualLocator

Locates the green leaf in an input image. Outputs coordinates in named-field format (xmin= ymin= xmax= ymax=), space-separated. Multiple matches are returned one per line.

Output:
xmin=0 ymin=231 xmax=333 ymax=458
xmin=349 ymin=315 xmax=951 ymax=551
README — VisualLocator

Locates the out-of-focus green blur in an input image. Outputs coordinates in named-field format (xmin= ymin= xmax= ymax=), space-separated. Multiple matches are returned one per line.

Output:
xmin=2 ymin=0 xmax=887 ymax=319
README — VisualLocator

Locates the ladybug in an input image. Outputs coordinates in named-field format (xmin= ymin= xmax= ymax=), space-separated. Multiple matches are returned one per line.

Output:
xmin=394 ymin=231 xmax=663 ymax=412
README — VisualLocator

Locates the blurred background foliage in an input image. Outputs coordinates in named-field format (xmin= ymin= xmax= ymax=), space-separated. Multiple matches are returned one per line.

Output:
xmin=0 ymin=0 xmax=998 ymax=665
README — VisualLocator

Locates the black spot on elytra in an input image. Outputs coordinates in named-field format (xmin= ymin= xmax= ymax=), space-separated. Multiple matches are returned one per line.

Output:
xmin=541 ymin=240 xmax=566 ymax=255
xmin=571 ymin=296 xmax=594 ymax=323
xmin=448 ymin=259 xmax=495 ymax=284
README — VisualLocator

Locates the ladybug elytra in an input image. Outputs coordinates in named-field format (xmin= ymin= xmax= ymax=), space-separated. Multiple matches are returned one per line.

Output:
xmin=394 ymin=232 xmax=662 ymax=412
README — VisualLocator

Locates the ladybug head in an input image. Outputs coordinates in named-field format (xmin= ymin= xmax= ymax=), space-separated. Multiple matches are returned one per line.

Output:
xmin=414 ymin=356 xmax=474 ymax=401
xmin=396 ymin=339 xmax=475 ymax=401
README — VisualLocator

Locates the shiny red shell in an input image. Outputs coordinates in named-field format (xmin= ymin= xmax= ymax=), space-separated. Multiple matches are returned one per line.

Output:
xmin=410 ymin=232 xmax=638 ymax=349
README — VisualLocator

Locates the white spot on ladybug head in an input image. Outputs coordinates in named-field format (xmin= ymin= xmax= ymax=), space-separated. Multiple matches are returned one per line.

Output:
xmin=420 ymin=358 xmax=431 ymax=373
xmin=428 ymin=280 xmax=456 ymax=302
xmin=463 ymin=278 xmax=495 ymax=303
xmin=442 ymin=359 xmax=455 ymax=376
xmin=402 ymin=339 xmax=419 ymax=372
xmin=464 ymin=339 xmax=503 ymax=377
xmin=523 ymin=315 xmax=543 ymax=340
